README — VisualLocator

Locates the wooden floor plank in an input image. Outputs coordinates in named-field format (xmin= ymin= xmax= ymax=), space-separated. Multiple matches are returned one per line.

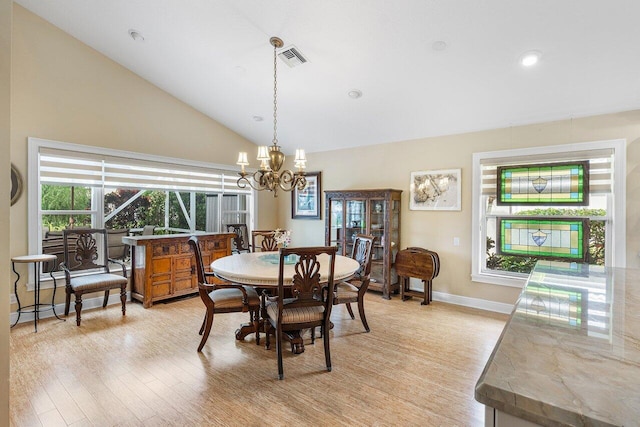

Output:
xmin=41 ymin=377 xmax=85 ymax=425
xmin=37 ymin=408 xmax=67 ymax=427
xmin=11 ymin=292 xmax=507 ymax=426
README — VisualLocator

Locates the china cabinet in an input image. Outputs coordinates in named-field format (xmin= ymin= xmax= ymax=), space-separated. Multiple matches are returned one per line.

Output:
xmin=324 ymin=189 xmax=402 ymax=299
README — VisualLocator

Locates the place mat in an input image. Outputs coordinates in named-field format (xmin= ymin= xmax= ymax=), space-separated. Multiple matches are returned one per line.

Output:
xmin=259 ymin=253 xmax=298 ymax=265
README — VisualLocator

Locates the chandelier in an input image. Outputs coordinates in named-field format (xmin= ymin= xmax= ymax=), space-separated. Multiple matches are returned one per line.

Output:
xmin=236 ymin=36 xmax=307 ymax=197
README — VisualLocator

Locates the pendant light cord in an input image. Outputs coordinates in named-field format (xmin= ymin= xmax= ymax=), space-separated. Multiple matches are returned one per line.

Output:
xmin=272 ymin=41 xmax=278 ymax=146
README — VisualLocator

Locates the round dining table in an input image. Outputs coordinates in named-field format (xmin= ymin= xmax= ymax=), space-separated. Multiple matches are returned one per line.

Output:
xmin=211 ymin=251 xmax=360 ymax=353
xmin=211 ymin=251 xmax=360 ymax=287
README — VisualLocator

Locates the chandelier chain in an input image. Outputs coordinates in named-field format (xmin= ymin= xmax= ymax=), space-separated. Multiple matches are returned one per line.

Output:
xmin=235 ymin=36 xmax=307 ymax=197
xmin=272 ymin=41 xmax=278 ymax=145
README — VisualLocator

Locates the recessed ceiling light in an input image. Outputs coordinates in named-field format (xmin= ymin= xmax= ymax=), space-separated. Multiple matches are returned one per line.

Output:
xmin=348 ymin=89 xmax=362 ymax=99
xmin=520 ymin=50 xmax=541 ymax=67
xmin=432 ymin=40 xmax=448 ymax=51
xmin=128 ymin=29 xmax=145 ymax=42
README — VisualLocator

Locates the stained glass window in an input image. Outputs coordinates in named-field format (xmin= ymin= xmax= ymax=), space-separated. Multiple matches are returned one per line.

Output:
xmin=497 ymin=161 xmax=589 ymax=205
xmin=496 ymin=217 xmax=589 ymax=261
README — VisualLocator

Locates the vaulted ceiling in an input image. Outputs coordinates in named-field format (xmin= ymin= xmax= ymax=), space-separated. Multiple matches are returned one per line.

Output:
xmin=15 ymin=0 xmax=640 ymax=154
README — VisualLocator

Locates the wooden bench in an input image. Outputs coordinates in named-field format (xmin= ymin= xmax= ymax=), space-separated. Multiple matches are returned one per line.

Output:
xmin=395 ymin=247 xmax=440 ymax=305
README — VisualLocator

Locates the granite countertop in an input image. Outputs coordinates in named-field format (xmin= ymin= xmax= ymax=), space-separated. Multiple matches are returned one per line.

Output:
xmin=475 ymin=261 xmax=640 ymax=427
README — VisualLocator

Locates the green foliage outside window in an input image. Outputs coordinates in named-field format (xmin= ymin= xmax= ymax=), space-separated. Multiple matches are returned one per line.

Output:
xmin=166 ymin=192 xmax=207 ymax=231
xmin=106 ymin=189 xmax=207 ymax=232
xmin=41 ymin=185 xmax=92 ymax=231
xmin=41 ymin=185 xmax=92 ymax=210
xmin=105 ymin=189 xmax=164 ymax=230
xmin=486 ymin=208 xmax=606 ymax=274
xmin=42 ymin=186 xmax=209 ymax=233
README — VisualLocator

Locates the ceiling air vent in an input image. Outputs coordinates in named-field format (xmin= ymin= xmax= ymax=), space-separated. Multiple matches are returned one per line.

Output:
xmin=277 ymin=45 xmax=308 ymax=68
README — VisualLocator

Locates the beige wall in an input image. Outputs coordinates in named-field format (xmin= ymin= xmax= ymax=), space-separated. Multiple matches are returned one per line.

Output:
xmin=1 ymin=0 xmax=11 ymax=423
xmin=281 ymin=110 xmax=640 ymax=306
xmin=10 ymin=5 xmax=277 ymax=308
xmin=9 ymin=4 xmax=640 ymax=313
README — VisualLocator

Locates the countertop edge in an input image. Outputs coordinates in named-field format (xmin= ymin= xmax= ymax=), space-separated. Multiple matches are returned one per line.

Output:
xmin=123 ymin=232 xmax=233 ymax=244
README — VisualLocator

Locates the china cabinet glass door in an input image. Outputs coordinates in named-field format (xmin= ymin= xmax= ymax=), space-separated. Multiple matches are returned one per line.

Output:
xmin=345 ymin=200 xmax=366 ymax=255
xmin=329 ymin=199 xmax=344 ymax=254
xmin=369 ymin=199 xmax=386 ymax=284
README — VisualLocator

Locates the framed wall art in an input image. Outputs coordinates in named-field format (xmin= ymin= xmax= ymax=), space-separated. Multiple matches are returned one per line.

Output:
xmin=292 ymin=171 xmax=321 ymax=219
xmin=409 ymin=169 xmax=461 ymax=211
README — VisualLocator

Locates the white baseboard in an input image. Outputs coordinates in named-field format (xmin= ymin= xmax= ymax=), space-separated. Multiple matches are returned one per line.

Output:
xmin=432 ymin=290 xmax=514 ymax=314
xmin=10 ymin=292 xmax=131 ymax=326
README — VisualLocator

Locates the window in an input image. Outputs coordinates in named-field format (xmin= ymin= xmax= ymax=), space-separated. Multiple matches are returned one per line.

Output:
xmin=28 ymin=137 xmax=254 ymax=284
xmin=471 ymin=139 xmax=626 ymax=287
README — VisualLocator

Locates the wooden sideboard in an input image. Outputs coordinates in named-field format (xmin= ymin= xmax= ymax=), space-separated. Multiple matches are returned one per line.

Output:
xmin=123 ymin=233 xmax=234 ymax=308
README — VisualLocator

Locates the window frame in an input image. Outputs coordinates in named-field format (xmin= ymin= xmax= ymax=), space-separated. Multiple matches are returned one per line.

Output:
xmin=28 ymin=137 xmax=256 ymax=288
xmin=471 ymin=139 xmax=626 ymax=288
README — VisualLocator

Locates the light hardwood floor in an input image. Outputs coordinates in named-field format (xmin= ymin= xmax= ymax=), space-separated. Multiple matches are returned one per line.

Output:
xmin=10 ymin=293 xmax=507 ymax=426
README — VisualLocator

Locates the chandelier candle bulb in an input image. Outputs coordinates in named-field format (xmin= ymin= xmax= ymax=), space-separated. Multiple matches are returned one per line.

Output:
xmin=294 ymin=149 xmax=307 ymax=170
xmin=236 ymin=152 xmax=249 ymax=173
xmin=257 ymin=146 xmax=269 ymax=161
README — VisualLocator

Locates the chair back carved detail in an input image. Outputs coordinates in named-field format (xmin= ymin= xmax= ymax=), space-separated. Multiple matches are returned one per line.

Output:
xmin=251 ymin=230 xmax=278 ymax=252
xmin=290 ymin=253 xmax=323 ymax=301
xmin=63 ymin=229 xmax=109 ymax=272
xmin=352 ymin=235 xmax=374 ymax=279
xmin=73 ymin=233 xmax=100 ymax=269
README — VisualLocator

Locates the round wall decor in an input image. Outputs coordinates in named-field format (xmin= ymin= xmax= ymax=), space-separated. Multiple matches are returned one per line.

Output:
xmin=11 ymin=164 xmax=23 ymax=206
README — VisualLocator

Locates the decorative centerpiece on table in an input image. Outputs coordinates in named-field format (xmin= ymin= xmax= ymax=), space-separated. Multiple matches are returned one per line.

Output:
xmin=273 ymin=229 xmax=296 ymax=264
xmin=273 ymin=228 xmax=291 ymax=248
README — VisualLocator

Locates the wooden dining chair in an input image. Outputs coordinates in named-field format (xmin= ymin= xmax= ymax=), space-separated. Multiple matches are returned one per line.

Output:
xmin=251 ymin=230 xmax=278 ymax=252
xmin=60 ymin=228 xmax=128 ymax=326
xmin=187 ymin=236 xmax=260 ymax=352
xmin=331 ymin=234 xmax=375 ymax=332
xmin=225 ymin=223 xmax=251 ymax=253
xmin=262 ymin=246 xmax=338 ymax=379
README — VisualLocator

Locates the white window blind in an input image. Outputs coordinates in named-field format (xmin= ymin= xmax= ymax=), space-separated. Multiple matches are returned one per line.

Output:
xmin=39 ymin=147 xmax=249 ymax=194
